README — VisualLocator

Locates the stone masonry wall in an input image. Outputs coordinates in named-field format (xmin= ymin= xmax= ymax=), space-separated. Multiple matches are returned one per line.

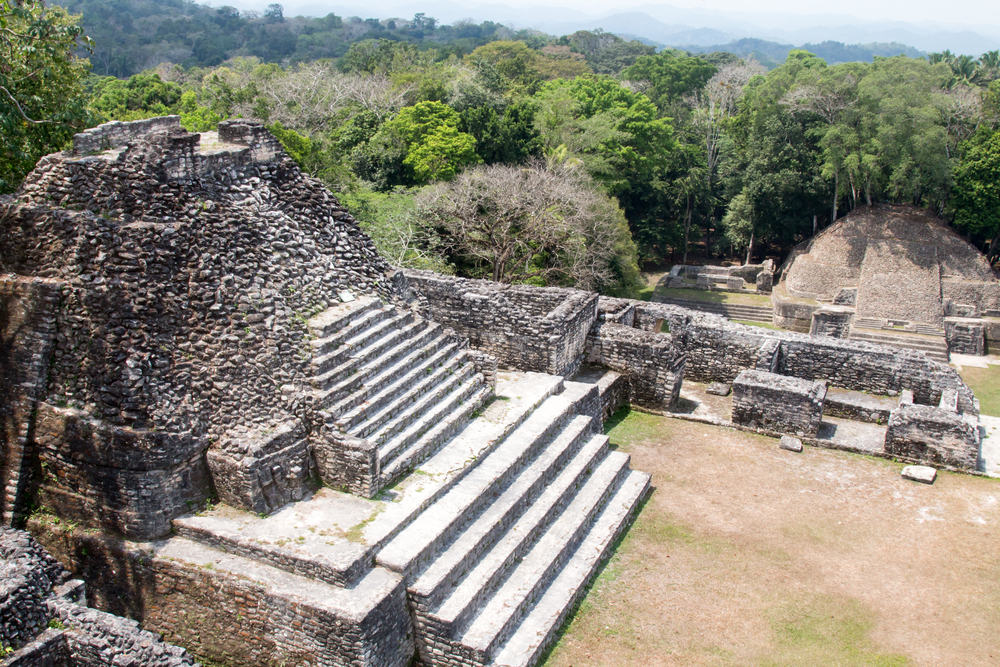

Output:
xmin=731 ymin=370 xmax=827 ymax=437
xmin=32 ymin=405 xmax=212 ymax=541
xmin=585 ymin=322 xmax=685 ymax=408
xmin=72 ymin=117 xmax=183 ymax=156
xmin=1 ymin=277 xmax=61 ymax=527
xmin=402 ymin=271 xmax=598 ymax=377
xmin=884 ymin=403 xmax=980 ymax=470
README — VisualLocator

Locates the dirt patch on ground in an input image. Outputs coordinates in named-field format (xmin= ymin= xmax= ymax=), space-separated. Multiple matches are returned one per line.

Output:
xmin=543 ymin=411 xmax=1000 ymax=667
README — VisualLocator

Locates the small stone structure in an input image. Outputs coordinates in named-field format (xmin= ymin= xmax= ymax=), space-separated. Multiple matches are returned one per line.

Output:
xmin=731 ymin=370 xmax=828 ymax=436
xmin=884 ymin=392 xmax=981 ymax=470
xmin=662 ymin=260 xmax=774 ymax=294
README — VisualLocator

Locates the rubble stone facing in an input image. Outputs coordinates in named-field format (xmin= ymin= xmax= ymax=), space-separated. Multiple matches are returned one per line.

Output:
xmin=0 ymin=528 xmax=198 ymax=666
xmin=944 ymin=317 xmax=986 ymax=355
xmin=885 ymin=403 xmax=980 ymax=470
xmin=0 ymin=277 xmax=61 ymax=526
xmin=731 ymin=370 xmax=827 ymax=436
xmin=0 ymin=119 xmax=397 ymax=538
xmin=207 ymin=419 xmax=313 ymax=515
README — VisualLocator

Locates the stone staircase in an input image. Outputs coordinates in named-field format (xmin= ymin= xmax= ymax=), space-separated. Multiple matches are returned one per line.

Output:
xmin=308 ymin=296 xmax=493 ymax=484
xmin=172 ymin=373 xmax=650 ymax=667
xmin=849 ymin=324 xmax=950 ymax=363
xmin=652 ymin=295 xmax=773 ymax=323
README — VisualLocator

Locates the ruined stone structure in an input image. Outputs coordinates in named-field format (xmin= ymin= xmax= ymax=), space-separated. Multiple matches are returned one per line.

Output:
xmin=1 ymin=527 xmax=199 ymax=665
xmin=0 ymin=118 xmax=988 ymax=667
xmin=776 ymin=204 xmax=1000 ymax=357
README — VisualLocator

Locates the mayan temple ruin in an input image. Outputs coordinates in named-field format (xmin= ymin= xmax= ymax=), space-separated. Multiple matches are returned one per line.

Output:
xmin=0 ymin=118 xmax=992 ymax=666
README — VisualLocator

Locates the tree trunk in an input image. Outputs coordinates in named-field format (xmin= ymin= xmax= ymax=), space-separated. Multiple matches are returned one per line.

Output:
xmin=682 ymin=195 xmax=692 ymax=264
xmin=831 ymin=170 xmax=839 ymax=224
xmin=745 ymin=231 xmax=754 ymax=265
xmin=812 ymin=214 xmax=817 ymax=236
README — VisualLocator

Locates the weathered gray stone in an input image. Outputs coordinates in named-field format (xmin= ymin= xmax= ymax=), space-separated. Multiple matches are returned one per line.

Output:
xmin=901 ymin=465 xmax=937 ymax=484
xmin=731 ymin=370 xmax=827 ymax=437
xmin=705 ymin=382 xmax=732 ymax=396
xmin=779 ymin=436 xmax=803 ymax=452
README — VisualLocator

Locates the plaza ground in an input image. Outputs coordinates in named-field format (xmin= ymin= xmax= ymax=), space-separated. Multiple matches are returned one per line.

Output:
xmin=542 ymin=410 xmax=1000 ymax=667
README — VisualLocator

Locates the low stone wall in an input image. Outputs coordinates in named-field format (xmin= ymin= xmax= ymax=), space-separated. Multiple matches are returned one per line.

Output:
xmin=810 ymin=306 xmax=854 ymax=338
xmin=631 ymin=301 xmax=977 ymax=416
xmin=771 ymin=290 xmax=819 ymax=332
xmin=32 ymin=405 xmax=212 ymax=541
xmin=207 ymin=420 xmax=313 ymax=515
xmin=72 ymin=117 xmax=182 ymax=156
xmin=585 ymin=322 xmax=685 ymax=408
xmin=402 ymin=271 xmax=598 ymax=377
xmin=731 ymin=370 xmax=827 ymax=436
xmin=29 ymin=524 xmax=411 ymax=667
xmin=3 ymin=629 xmax=70 ymax=667
xmin=884 ymin=403 xmax=980 ymax=470
xmin=823 ymin=392 xmax=894 ymax=424
xmin=312 ymin=427 xmax=380 ymax=499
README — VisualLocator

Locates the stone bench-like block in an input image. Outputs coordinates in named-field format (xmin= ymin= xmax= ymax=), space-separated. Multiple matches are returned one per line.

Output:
xmin=731 ymin=370 xmax=827 ymax=437
xmin=884 ymin=403 xmax=980 ymax=470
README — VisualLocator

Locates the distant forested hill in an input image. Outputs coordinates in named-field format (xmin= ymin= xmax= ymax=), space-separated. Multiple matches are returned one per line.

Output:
xmin=61 ymin=0 xmax=519 ymax=77
xmin=685 ymin=37 xmax=924 ymax=68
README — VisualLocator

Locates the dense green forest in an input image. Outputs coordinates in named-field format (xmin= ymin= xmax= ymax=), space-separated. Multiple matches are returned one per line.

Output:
xmin=3 ymin=0 xmax=1000 ymax=299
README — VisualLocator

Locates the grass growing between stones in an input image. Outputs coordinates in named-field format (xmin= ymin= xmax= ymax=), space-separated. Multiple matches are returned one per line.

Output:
xmin=958 ymin=364 xmax=1000 ymax=416
xmin=542 ymin=410 xmax=1000 ymax=667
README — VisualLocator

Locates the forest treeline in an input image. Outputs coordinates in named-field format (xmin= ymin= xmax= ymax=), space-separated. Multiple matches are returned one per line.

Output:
xmin=3 ymin=0 xmax=1000 ymax=299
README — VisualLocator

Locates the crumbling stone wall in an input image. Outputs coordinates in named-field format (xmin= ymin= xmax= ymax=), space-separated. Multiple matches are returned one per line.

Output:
xmin=585 ymin=322 xmax=685 ymax=408
xmin=1 ymin=527 xmax=198 ymax=666
xmin=72 ymin=117 xmax=183 ymax=156
xmin=884 ymin=402 xmax=980 ymax=470
xmin=731 ymin=370 xmax=827 ymax=436
xmin=402 ymin=271 xmax=597 ymax=377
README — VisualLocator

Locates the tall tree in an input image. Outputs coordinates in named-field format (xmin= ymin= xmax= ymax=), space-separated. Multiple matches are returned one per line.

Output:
xmin=1 ymin=0 xmax=93 ymax=193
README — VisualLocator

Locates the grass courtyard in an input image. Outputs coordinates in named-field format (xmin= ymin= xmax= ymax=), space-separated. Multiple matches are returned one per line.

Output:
xmin=541 ymin=410 xmax=1000 ymax=667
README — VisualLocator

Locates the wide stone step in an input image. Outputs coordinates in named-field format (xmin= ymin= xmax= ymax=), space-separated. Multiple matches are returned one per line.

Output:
xmin=315 ymin=321 xmax=439 ymax=405
xmin=310 ymin=302 xmax=394 ymax=360
xmin=453 ymin=451 xmax=634 ymax=662
xmin=411 ymin=422 xmax=603 ymax=627
xmin=376 ymin=394 xmax=579 ymax=578
xmin=351 ymin=354 xmax=474 ymax=439
xmin=380 ymin=384 xmax=494 ymax=488
xmin=489 ymin=470 xmax=651 ymax=667
xmin=849 ymin=329 xmax=950 ymax=361
xmin=335 ymin=340 xmax=461 ymax=429
xmin=307 ymin=296 xmax=384 ymax=340
xmin=375 ymin=367 xmax=484 ymax=463
xmin=311 ymin=312 xmax=419 ymax=384
xmin=655 ymin=297 xmax=773 ymax=322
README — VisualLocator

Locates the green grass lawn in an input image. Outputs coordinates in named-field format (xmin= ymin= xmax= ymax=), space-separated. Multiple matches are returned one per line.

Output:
xmin=733 ymin=319 xmax=782 ymax=330
xmin=653 ymin=285 xmax=774 ymax=307
xmin=958 ymin=363 xmax=1000 ymax=416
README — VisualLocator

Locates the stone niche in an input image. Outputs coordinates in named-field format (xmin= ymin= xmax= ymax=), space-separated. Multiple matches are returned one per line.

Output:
xmin=207 ymin=419 xmax=313 ymax=516
xmin=731 ymin=370 xmax=828 ymax=437
xmin=584 ymin=321 xmax=685 ymax=408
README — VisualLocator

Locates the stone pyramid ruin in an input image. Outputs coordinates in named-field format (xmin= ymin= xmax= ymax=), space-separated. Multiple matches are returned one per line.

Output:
xmin=0 ymin=118 xmax=990 ymax=667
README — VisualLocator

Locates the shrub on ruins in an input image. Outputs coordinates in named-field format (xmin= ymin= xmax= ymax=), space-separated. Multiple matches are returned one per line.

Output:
xmin=0 ymin=0 xmax=94 ymax=193
xmin=417 ymin=162 xmax=641 ymax=296
xmin=951 ymin=127 xmax=1000 ymax=263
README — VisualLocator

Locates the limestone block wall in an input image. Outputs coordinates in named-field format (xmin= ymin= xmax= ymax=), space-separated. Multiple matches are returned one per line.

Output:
xmin=810 ymin=307 xmax=854 ymax=338
xmin=32 ymin=405 xmax=212 ymax=541
xmin=731 ymin=370 xmax=827 ymax=436
xmin=884 ymin=403 xmax=980 ymax=470
xmin=207 ymin=419 xmax=313 ymax=515
xmin=585 ymin=322 xmax=685 ymax=408
xmin=402 ymin=270 xmax=598 ymax=377
xmin=631 ymin=301 xmax=977 ymax=415
xmin=944 ymin=318 xmax=986 ymax=355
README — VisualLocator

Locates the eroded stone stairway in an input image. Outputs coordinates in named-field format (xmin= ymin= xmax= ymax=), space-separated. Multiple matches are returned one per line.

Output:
xmin=309 ymin=296 xmax=493 ymax=486
xmin=172 ymin=304 xmax=651 ymax=667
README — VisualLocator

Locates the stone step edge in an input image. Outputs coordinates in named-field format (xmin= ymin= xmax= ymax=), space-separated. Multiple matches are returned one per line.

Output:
xmin=350 ymin=377 xmax=568 ymax=572
xmin=454 ymin=452 xmax=633 ymax=656
xmin=310 ymin=304 xmax=395 ymax=359
xmin=312 ymin=315 xmax=426 ymax=388
xmin=380 ymin=384 xmax=495 ymax=489
xmin=307 ymin=296 xmax=383 ymax=339
xmin=374 ymin=394 xmax=581 ymax=575
xmin=489 ymin=470 xmax=652 ymax=667
xmin=411 ymin=426 xmax=606 ymax=624
xmin=335 ymin=341 xmax=462 ymax=429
